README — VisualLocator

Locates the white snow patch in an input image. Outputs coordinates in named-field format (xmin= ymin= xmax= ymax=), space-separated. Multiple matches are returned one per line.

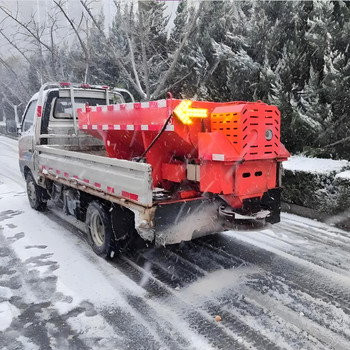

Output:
xmin=178 ymin=266 xmax=258 ymax=304
xmin=259 ymin=228 xmax=308 ymax=246
xmin=16 ymin=336 xmax=40 ymax=350
xmin=281 ymin=212 xmax=350 ymax=237
xmin=224 ymin=228 xmax=350 ymax=287
xmin=146 ymin=298 xmax=216 ymax=350
xmin=244 ymin=288 xmax=349 ymax=350
xmin=0 ymin=301 xmax=20 ymax=331
xmin=335 ymin=170 xmax=350 ymax=180
xmin=68 ymin=313 xmax=122 ymax=348
xmin=32 ymin=264 xmax=52 ymax=277
xmin=0 ymin=286 xmax=13 ymax=300
xmin=283 ymin=155 xmax=349 ymax=174
xmin=1 ymin=181 xmax=146 ymax=316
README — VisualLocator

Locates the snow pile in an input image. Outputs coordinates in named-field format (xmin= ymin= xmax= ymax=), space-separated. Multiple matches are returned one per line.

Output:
xmin=283 ymin=156 xmax=350 ymax=175
xmin=335 ymin=170 xmax=350 ymax=181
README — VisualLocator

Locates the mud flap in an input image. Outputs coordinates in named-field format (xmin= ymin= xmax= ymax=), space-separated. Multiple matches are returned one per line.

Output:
xmin=261 ymin=188 xmax=282 ymax=224
xmin=154 ymin=198 xmax=224 ymax=245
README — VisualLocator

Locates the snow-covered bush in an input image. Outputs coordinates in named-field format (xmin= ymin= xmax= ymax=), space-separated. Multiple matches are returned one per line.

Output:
xmin=282 ymin=156 xmax=350 ymax=214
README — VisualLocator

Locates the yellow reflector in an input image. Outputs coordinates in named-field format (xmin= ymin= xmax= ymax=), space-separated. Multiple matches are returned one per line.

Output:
xmin=173 ymin=100 xmax=208 ymax=125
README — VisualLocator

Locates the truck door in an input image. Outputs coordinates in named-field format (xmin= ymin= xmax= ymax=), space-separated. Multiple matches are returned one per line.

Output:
xmin=18 ymin=99 xmax=37 ymax=177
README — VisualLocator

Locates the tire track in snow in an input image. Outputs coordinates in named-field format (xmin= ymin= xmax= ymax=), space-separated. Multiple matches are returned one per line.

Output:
xmin=118 ymin=232 xmax=350 ymax=349
xmin=246 ymin=274 xmax=350 ymax=344
xmin=114 ymin=256 xmax=252 ymax=350
xmin=0 ymin=225 xmax=90 ymax=350
xmin=277 ymin=221 xmax=350 ymax=252
xmin=233 ymin=225 xmax=350 ymax=274
xmin=203 ymin=234 xmax=350 ymax=314
xmin=7 ymin=197 xmax=350 ymax=350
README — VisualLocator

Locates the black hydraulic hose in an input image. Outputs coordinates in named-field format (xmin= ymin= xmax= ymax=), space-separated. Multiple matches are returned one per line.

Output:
xmin=138 ymin=111 xmax=173 ymax=161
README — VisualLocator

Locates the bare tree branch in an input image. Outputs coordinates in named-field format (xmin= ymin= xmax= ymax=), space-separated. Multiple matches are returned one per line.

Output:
xmin=48 ymin=12 xmax=58 ymax=77
xmin=0 ymin=81 xmax=23 ymax=105
xmin=82 ymin=0 xmax=147 ymax=98
xmin=0 ymin=3 xmax=74 ymax=80
xmin=53 ymin=0 xmax=89 ymax=60
xmin=152 ymin=72 xmax=192 ymax=100
xmin=126 ymin=34 xmax=146 ymax=99
xmin=0 ymin=28 xmax=38 ymax=71
xmin=53 ymin=0 xmax=90 ymax=82
xmin=322 ymin=135 xmax=350 ymax=148
xmin=0 ymin=58 xmax=29 ymax=99
xmin=80 ymin=0 xmax=104 ymax=36
xmin=0 ymin=5 xmax=54 ymax=54
xmin=0 ymin=57 xmax=19 ymax=79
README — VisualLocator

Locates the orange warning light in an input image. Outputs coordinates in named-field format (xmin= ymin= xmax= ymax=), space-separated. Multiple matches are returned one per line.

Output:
xmin=173 ymin=100 xmax=208 ymax=125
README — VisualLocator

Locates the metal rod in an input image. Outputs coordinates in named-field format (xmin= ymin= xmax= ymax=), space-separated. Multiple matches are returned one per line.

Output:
xmin=70 ymin=84 xmax=77 ymax=135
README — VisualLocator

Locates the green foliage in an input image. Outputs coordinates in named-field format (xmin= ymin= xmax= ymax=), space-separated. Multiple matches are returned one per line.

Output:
xmin=282 ymin=169 xmax=350 ymax=214
xmin=2 ymin=0 xmax=350 ymax=159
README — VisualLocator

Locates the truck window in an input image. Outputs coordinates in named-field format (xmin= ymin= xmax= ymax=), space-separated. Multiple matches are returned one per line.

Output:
xmin=21 ymin=100 xmax=37 ymax=132
xmin=53 ymin=97 xmax=113 ymax=119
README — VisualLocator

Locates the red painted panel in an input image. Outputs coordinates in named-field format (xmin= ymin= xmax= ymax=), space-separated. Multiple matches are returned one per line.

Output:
xmin=162 ymin=163 xmax=187 ymax=183
xmin=107 ymin=186 xmax=114 ymax=193
xmin=200 ymin=161 xmax=235 ymax=194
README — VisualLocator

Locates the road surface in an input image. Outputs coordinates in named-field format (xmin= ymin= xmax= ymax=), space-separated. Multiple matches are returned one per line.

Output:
xmin=0 ymin=135 xmax=350 ymax=350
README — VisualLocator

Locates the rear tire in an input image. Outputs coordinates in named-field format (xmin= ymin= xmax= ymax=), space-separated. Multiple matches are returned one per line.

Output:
xmin=86 ymin=201 xmax=115 ymax=259
xmin=26 ymin=172 xmax=47 ymax=211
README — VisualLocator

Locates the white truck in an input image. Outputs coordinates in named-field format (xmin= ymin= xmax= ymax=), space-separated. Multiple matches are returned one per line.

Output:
xmin=19 ymin=82 xmax=289 ymax=258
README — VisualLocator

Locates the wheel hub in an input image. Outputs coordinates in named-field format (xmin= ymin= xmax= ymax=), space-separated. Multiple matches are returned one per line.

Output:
xmin=90 ymin=212 xmax=105 ymax=247
xmin=27 ymin=181 xmax=37 ymax=203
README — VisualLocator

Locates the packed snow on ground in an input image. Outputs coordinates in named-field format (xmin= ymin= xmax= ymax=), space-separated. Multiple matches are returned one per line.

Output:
xmin=0 ymin=136 xmax=214 ymax=349
xmin=0 ymin=179 xmax=146 ymax=314
xmin=225 ymin=212 xmax=350 ymax=276
xmin=0 ymin=301 xmax=20 ymax=331
xmin=283 ymin=155 xmax=350 ymax=174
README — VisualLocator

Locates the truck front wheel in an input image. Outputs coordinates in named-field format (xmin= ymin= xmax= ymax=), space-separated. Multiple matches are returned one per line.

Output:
xmin=86 ymin=201 xmax=115 ymax=259
xmin=26 ymin=172 xmax=47 ymax=211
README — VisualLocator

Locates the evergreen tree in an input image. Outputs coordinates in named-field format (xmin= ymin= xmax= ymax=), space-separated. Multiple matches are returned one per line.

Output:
xmin=136 ymin=0 xmax=169 ymax=98
xmin=167 ymin=0 xmax=198 ymax=98
xmin=168 ymin=0 xmax=189 ymax=52
xmin=185 ymin=1 xmax=247 ymax=100
xmin=2 ymin=0 xmax=350 ymax=158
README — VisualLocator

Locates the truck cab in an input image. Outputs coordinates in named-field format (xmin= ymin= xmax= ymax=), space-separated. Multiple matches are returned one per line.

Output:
xmin=19 ymin=82 xmax=130 ymax=180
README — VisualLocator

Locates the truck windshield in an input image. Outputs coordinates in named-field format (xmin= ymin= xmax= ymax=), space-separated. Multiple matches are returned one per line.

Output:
xmin=22 ymin=100 xmax=37 ymax=132
xmin=53 ymin=97 xmax=112 ymax=119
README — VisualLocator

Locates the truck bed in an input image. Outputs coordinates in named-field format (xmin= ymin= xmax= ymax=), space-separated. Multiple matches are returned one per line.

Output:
xmin=36 ymin=145 xmax=153 ymax=207
xmin=50 ymin=144 xmax=108 ymax=157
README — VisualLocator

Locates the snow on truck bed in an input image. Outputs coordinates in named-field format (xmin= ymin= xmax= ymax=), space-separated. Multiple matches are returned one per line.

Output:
xmin=283 ymin=155 xmax=350 ymax=175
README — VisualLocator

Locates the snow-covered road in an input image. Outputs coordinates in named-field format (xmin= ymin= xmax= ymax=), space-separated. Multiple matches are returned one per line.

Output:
xmin=0 ymin=135 xmax=350 ymax=350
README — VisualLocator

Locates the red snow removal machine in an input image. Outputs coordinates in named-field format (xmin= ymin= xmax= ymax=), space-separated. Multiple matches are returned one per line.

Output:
xmin=77 ymin=95 xmax=289 ymax=244
xmin=19 ymin=82 xmax=289 ymax=253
